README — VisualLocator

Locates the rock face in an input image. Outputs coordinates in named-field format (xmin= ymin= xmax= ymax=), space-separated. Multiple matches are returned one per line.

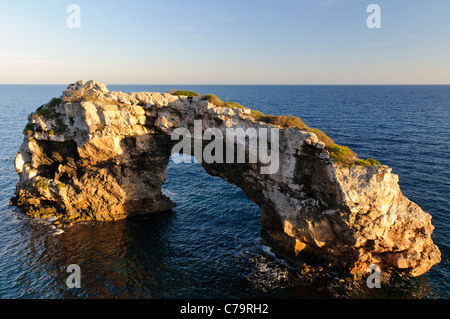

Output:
xmin=13 ymin=80 xmax=440 ymax=277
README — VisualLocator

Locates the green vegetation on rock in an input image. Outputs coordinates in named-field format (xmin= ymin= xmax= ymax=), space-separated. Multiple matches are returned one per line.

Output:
xmin=327 ymin=144 xmax=357 ymax=166
xmin=223 ymin=101 xmax=247 ymax=109
xmin=34 ymin=97 xmax=68 ymax=134
xmin=303 ymin=128 xmax=334 ymax=148
xmin=48 ymin=97 xmax=62 ymax=108
xmin=36 ymin=97 xmax=61 ymax=120
xmin=24 ymin=123 xmax=34 ymax=134
xmin=202 ymin=95 xmax=248 ymax=110
xmin=35 ymin=179 xmax=48 ymax=191
xmin=172 ymin=90 xmax=200 ymax=98
xmin=355 ymin=158 xmax=381 ymax=167
xmin=202 ymin=94 xmax=224 ymax=106
xmin=36 ymin=107 xmax=54 ymax=118
xmin=252 ymin=113 xmax=307 ymax=130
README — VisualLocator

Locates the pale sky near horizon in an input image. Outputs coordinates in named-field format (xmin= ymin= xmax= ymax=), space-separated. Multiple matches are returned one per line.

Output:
xmin=1 ymin=0 xmax=450 ymax=84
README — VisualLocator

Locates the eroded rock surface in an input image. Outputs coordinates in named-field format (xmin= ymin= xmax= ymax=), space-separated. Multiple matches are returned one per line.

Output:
xmin=13 ymin=80 xmax=441 ymax=276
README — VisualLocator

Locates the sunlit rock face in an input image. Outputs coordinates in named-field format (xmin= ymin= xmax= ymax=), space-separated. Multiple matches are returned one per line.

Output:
xmin=13 ymin=80 xmax=440 ymax=277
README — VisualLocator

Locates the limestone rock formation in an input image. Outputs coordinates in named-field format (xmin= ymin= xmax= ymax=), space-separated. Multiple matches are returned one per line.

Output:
xmin=12 ymin=80 xmax=441 ymax=277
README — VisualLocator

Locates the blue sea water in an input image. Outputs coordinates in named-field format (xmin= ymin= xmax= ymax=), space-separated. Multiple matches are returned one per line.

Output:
xmin=0 ymin=84 xmax=448 ymax=299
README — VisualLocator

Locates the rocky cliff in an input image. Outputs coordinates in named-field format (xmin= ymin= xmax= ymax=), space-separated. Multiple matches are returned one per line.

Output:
xmin=12 ymin=80 xmax=441 ymax=277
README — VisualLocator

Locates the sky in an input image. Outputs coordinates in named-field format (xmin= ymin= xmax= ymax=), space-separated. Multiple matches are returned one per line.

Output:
xmin=0 ymin=0 xmax=449 ymax=84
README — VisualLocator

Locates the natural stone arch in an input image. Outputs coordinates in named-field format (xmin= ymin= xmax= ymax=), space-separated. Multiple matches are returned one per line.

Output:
xmin=13 ymin=81 xmax=441 ymax=277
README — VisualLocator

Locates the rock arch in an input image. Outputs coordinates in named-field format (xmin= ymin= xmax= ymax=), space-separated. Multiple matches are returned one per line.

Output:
xmin=13 ymin=81 xmax=441 ymax=276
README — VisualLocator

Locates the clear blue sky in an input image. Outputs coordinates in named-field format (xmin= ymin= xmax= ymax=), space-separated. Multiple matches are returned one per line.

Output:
xmin=1 ymin=0 xmax=450 ymax=84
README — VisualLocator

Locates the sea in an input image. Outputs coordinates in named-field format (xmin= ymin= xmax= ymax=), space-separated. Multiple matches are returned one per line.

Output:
xmin=0 ymin=84 xmax=448 ymax=299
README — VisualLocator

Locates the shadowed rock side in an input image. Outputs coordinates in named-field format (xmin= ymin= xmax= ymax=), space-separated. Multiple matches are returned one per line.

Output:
xmin=12 ymin=80 xmax=440 ymax=277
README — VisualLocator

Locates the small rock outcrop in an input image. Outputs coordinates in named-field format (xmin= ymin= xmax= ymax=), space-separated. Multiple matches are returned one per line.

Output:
xmin=12 ymin=80 xmax=441 ymax=277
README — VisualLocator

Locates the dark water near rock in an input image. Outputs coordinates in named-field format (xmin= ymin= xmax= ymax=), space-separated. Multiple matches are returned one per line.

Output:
xmin=0 ymin=85 xmax=449 ymax=299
